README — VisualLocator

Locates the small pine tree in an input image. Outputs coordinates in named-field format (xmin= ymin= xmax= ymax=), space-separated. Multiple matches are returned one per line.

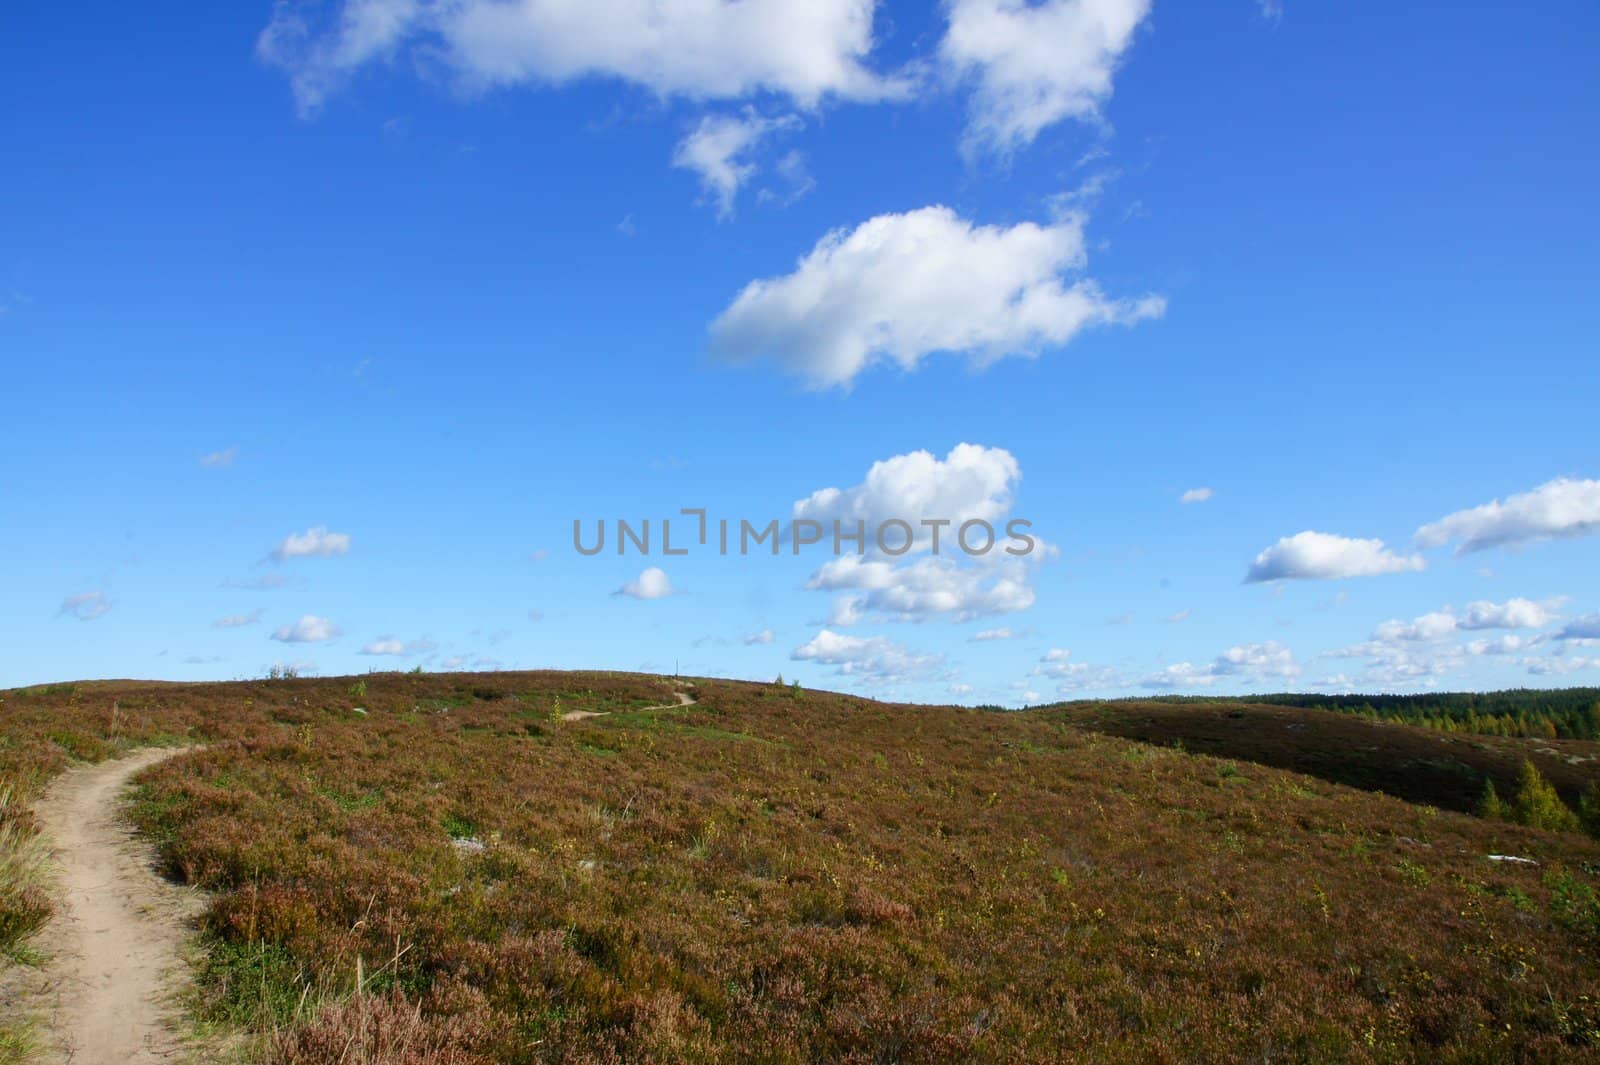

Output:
xmin=1479 ymin=778 xmax=1505 ymax=821
xmin=1511 ymin=760 xmax=1581 ymax=834
xmin=1579 ymin=781 xmax=1600 ymax=840
xmin=774 ymin=673 xmax=784 ymax=687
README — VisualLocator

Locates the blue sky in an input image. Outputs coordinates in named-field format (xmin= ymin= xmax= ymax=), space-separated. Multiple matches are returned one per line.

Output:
xmin=3 ymin=0 xmax=1598 ymax=700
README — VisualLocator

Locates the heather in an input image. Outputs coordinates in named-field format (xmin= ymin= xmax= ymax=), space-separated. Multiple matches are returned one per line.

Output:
xmin=3 ymin=672 xmax=1600 ymax=1061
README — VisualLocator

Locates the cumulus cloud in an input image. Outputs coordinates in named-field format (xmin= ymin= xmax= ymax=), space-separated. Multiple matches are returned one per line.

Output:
xmin=672 ymin=110 xmax=801 ymax=218
xmin=1525 ymin=655 xmax=1600 ymax=677
xmin=213 ymin=610 xmax=264 ymax=629
xmin=1321 ymin=637 xmax=1467 ymax=689
xmin=200 ymin=446 xmax=238 ymax=469
xmin=1179 ymin=487 xmax=1213 ymax=504
xmin=970 ymin=626 xmax=1017 ymax=641
xmin=793 ymin=443 xmax=1047 ymax=624
xmin=1415 ymin=477 xmax=1600 ymax=554
xmin=743 ymin=628 xmax=776 ymax=645
xmin=272 ymin=615 xmax=341 ymax=643
xmin=259 ymin=0 xmax=898 ymax=116
xmin=941 ymin=0 xmax=1151 ymax=157
xmin=710 ymin=206 xmax=1163 ymax=388
xmin=359 ymin=635 xmax=437 ymax=656
xmin=1459 ymin=597 xmax=1563 ymax=630
xmin=1032 ymin=648 xmax=1122 ymax=693
xmin=793 ymin=443 xmax=1022 ymax=543
xmin=1142 ymin=641 xmax=1300 ymax=690
xmin=270 ymin=525 xmax=351 ymax=562
xmin=615 ymin=566 xmax=674 ymax=600
xmin=1367 ymin=598 xmax=1562 ymax=645
xmin=825 ymin=596 xmax=866 ymax=627
xmin=1466 ymin=634 xmax=1540 ymax=657
xmin=1325 ymin=599 xmax=1564 ymax=685
xmin=790 ymin=629 xmax=941 ymax=683
xmin=1246 ymin=531 xmax=1425 ymax=582
xmin=60 ymin=590 xmax=112 ymax=621
xmin=1557 ymin=615 xmax=1600 ymax=642
xmin=809 ymin=554 xmax=1036 ymax=624
xmin=1372 ymin=610 xmax=1459 ymax=643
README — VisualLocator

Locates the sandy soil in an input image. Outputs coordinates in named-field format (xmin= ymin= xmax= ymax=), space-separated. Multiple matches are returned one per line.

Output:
xmin=16 ymin=747 xmax=205 ymax=1063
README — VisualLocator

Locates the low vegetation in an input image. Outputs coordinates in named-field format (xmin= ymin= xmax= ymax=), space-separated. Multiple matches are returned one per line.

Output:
xmin=1137 ymin=688 xmax=1600 ymax=740
xmin=3 ymin=673 xmax=1600 ymax=1061
xmin=1051 ymin=698 xmax=1600 ymax=821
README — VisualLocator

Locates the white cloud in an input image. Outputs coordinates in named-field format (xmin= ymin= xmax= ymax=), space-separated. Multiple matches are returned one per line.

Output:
xmin=1557 ymin=615 xmax=1600 ymax=642
xmin=359 ymin=635 xmax=436 ymax=656
xmin=1179 ymin=487 xmax=1213 ymax=504
xmin=259 ymin=0 xmax=897 ymax=116
xmin=270 ymin=525 xmax=351 ymax=562
xmin=1166 ymin=609 xmax=1190 ymax=623
xmin=970 ymin=626 xmax=1017 ymax=641
xmin=1416 ymin=477 xmax=1600 ymax=554
xmin=1141 ymin=662 xmax=1218 ymax=689
xmin=213 ymin=610 xmax=264 ymax=629
xmin=794 ymin=443 xmax=1021 ymax=542
xmin=272 ymin=615 xmax=341 ymax=643
xmin=1033 ymin=649 xmax=1122 ymax=693
xmin=808 ymin=554 xmax=1036 ymax=623
xmin=790 ymin=629 xmax=941 ymax=683
xmin=948 ymin=682 xmax=975 ymax=696
xmin=710 ymin=206 xmax=1163 ymax=388
xmin=1142 ymin=641 xmax=1300 ymax=689
xmin=1372 ymin=610 xmax=1459 ymax=643
xmin=743 ymin=628 xmax=775 ymax=645
xmin=1525 ymin=654 xmax=1600 ymax=677
xmin=1321 ymin=637 xmax=1467 ymax=690
xmin=672 ymin=110 xmax=801 ymax=218
xmin=941 ymin=0 xmax=1151 ymax=157
xmin=825 ymin=596 xmax=867 ymax=626
xmin=1367 ymin=597 xmax=1562 ymax=646
xmin=615 ymin=566 xmax=674 ymax=600
xmin=1466 ymin=634 xmax=1540 ymax=657
xmin=1246 ymin=531 xmax=1425 ymax=582
xmin=60 ymin=590 xmax=112 ymax=621
xmin=793 ymin=442 xmax=1046 ymax=624
xmin=200 ymin=446 xmax=238 ymax=469
xmin=1459 ymin=597 xmax=1562 ymax=630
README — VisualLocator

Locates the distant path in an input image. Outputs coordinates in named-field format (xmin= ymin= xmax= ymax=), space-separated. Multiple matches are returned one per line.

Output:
xmin=563 ymin=687 xmax=696 ymax=722
xmin=23 ymin=748 xmax=201 ymax=1063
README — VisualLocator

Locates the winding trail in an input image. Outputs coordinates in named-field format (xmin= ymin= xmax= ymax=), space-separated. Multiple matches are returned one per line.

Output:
xmin=21 ymin=747 xmax=202 ymax=1063
xmin=562 ymin=687 xmax=697 ymax=721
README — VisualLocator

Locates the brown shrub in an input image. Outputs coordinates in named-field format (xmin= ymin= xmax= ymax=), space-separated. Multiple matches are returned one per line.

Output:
xmin=269 ymin=991 xmax=492 ymax=1064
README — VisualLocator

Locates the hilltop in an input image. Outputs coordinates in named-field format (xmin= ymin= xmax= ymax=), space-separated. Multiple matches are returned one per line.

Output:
xmin=3 ymin=671 xmax=1599 ymax=1062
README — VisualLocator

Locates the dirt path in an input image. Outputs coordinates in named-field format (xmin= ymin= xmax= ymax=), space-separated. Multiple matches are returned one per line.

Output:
xmin=20 ymin=747 xmax=203 ymax=1063
xmin=562 ymin=687 xmax=697 ymax=722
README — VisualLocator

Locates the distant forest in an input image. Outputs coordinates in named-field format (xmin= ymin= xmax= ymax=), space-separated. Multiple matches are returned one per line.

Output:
xmin=1136 ymin=688 xmax=1600 ymax=740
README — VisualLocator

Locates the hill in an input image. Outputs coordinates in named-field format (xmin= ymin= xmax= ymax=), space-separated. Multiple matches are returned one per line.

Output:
xmin=1045 ymin=699 xmax=1600 ymax=816
xmin=3 ymin=672 xmax=1600 ymax=1062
